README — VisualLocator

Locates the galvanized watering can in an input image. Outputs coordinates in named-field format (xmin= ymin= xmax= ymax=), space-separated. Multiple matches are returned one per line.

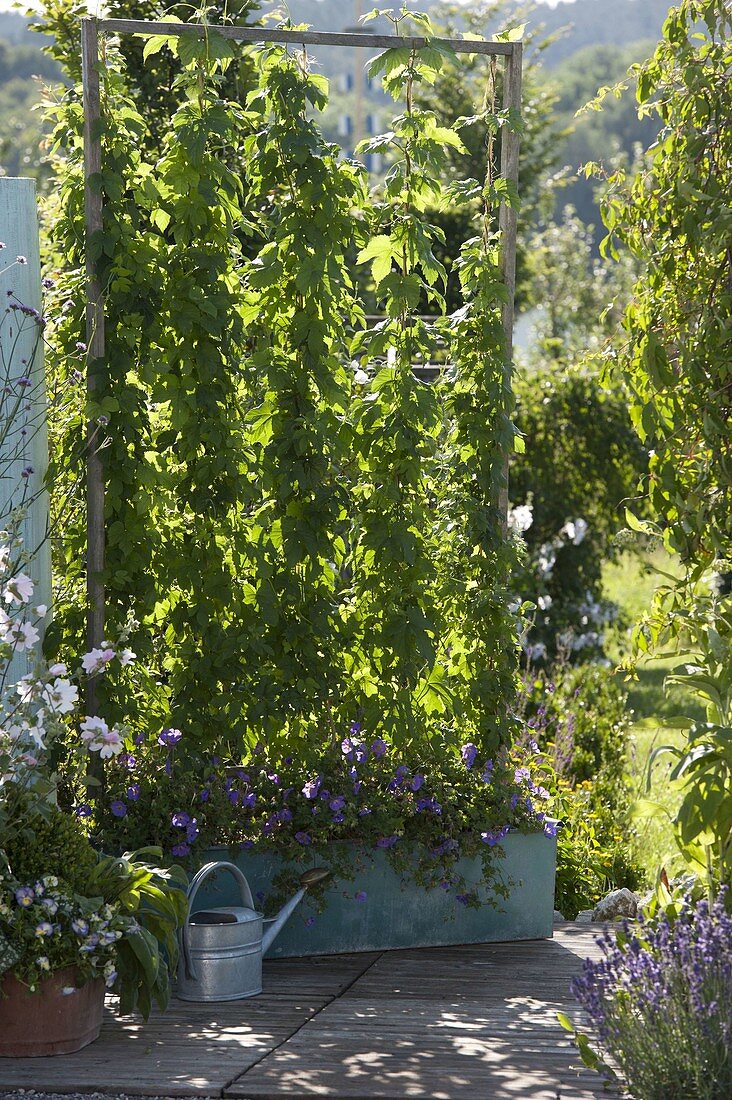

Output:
xmin=177 ymin=861 xmax=330 ymax=1001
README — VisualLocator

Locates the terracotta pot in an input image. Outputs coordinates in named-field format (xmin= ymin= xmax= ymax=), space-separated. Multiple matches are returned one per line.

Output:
xmin=0 ymin=966 xmax=105 ymax=1057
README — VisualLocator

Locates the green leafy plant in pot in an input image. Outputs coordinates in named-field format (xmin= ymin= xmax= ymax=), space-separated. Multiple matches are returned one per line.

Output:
xmin=0 ymin=799 xmax=188 ymax=1056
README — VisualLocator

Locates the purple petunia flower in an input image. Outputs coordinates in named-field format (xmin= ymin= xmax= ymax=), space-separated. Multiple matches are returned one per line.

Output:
xmin=158 ymin=727 xmax=183 ymax=747
xmin=543 ymin=820 xmax=558 ymax=838
xmin=481 ymin=759 xmax=494 ymax=782
xmin=371 ymin=738 xmax=387 ymax=758
xmin=127 ymin=784 xmax=141 ymax=802
xmin=410 ymin=774 xmax=425 ymax=792
xmin=456 ymin=894 xmax=470 ymax=906
xmin=355 ymin=891 xmax=367 ymax=902
xmin=510 ymin=791 xmax=519 ymax=811
xmin=295 ymin=831 xmax=312 ymax=846
xmin=376 ymin=835 xmax=399 ymax=849
xmin=110 ymin=800 xmax=127 ymax=818
xmin=75 ymin=803 xmax=92 ymax=818
xmin=353 ymin=780 xmax=363 ymax=795
xmin=481 ymin=824 xmax=510 ymax=847
xmin=199 ymin=788 xmax=210 ymax=802
xmin=514 ymin=766 xmax=531 ymax=783
xmin=243 ymin=792 xmax=257 ymax=810
xmin=349 ymin=721 xmax=362 ymax=735
xmin=171 ymin=843 xmax=190 ymax=857
xmin=341 ymin=737 xmax=354 ymax=757
xmin=302 ymin=777 xmax=321 ymax=800
xmin=172 ymin=811 xmax=190 ymax=828
xmin=329 ymin=796 xmax=346 ymax=812
xmin=461 ymin=743 xmax=478 ymax=769
xmin=157 ymin=730 xmax=181 ymax=748
xmin=332 ymin=812 xmax=345 ymax=823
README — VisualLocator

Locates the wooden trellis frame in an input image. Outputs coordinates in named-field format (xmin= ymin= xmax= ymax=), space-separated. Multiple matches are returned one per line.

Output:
xmin=80 ymin=16 xmax=523 ymax=709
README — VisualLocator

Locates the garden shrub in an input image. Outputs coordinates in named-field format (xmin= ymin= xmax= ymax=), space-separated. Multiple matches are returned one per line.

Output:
xmin=510 ymin=366 xmax=647 ymax=661
xmin=520 ymin=663 xmax=646 ymax=915
xmin=2 ymin=800 xmax=98 ymax=895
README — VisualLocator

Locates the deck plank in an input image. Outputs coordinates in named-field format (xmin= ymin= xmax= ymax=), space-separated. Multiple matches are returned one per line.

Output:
xmin=0 ymin=929 xmax=621 ymax=1099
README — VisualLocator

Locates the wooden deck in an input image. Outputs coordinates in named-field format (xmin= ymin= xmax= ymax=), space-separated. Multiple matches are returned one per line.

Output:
xmin=0 ymin=924 xmax=620 ymax=1099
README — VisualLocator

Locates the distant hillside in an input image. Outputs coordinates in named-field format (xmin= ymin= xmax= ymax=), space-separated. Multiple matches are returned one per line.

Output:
xmin=520 ymin=0 xmax=672 ymax=67
xmin=270 ymin=0 xmax=673 ymax=67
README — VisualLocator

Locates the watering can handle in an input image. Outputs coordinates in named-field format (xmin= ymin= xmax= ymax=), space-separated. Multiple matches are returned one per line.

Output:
xmin=180 ymin=861 xmax=256 ymax=983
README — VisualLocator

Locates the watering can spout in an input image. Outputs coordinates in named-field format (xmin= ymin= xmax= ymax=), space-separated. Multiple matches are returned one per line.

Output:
xmin=261 ymin=867 xmax=331 ymax=956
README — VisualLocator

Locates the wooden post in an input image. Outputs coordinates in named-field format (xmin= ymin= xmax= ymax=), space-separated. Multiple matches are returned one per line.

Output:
xmin=0 ymin=178 xmax=52 ymax=687
xmin=82 ymin=18 xmax=106 ymax=723
xmin=498 ymin=44 xmax=523 ymax=528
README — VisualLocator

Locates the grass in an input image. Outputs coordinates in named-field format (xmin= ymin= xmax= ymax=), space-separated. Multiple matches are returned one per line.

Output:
xmin=602 ymin=549 xmax=701 ymax=883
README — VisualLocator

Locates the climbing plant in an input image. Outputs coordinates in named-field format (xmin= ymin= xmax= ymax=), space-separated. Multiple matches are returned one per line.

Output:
xmin=596 ymin=0 xmax=732 ymax=649
xmin=41 ymin=10 xmax=521 ymax=810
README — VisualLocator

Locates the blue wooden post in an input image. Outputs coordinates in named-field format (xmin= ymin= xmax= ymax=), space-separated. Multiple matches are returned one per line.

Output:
xmin=0 ymin=178 xmax=52 ymax=686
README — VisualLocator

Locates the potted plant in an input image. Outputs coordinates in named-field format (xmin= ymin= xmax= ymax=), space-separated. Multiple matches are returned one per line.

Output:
xmin=0 ymin=546 xmax=187 ymax=1056
xmin=0 ymin=815 xmax=187 ymax=1055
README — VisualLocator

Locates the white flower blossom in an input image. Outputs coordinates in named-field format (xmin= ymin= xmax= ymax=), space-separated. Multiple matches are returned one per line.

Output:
xmin=561 ymin=518 xmax=588 ymax=545
xmin=16 ymin=674 xmax=41 ymax=704
xmin=81 ymin=647 xmax=116 ymax=675
xmin=3 ymin=573 xmax=34 ymax=605
xmin=508 ymin=503 xmax=533 ymax=534
xmin=537 ymin=594 xmax=553 ymax=611
xmin=41 ymin=677 xmax=79 ymax=715
xmin=81 ymin=716 xmax=124 ymax=758
xmin=0 ymin=612 xmax=40 ymax=651
xmin=118 ymin=648 xmax=136 ymax=667
xmin=537 ymin=544 xmax=557 ymax=578
xmin=34 ymin=604 xmax=48 ymax=618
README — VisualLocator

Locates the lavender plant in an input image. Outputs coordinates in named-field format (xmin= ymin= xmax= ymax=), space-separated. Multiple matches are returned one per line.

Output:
xmin=563 ymin=892 xmax=732 ymax=1099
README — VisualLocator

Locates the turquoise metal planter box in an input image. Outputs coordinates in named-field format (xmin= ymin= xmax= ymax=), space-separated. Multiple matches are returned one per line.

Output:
xmin=197 ymin=830 xmax=556 ymax=958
